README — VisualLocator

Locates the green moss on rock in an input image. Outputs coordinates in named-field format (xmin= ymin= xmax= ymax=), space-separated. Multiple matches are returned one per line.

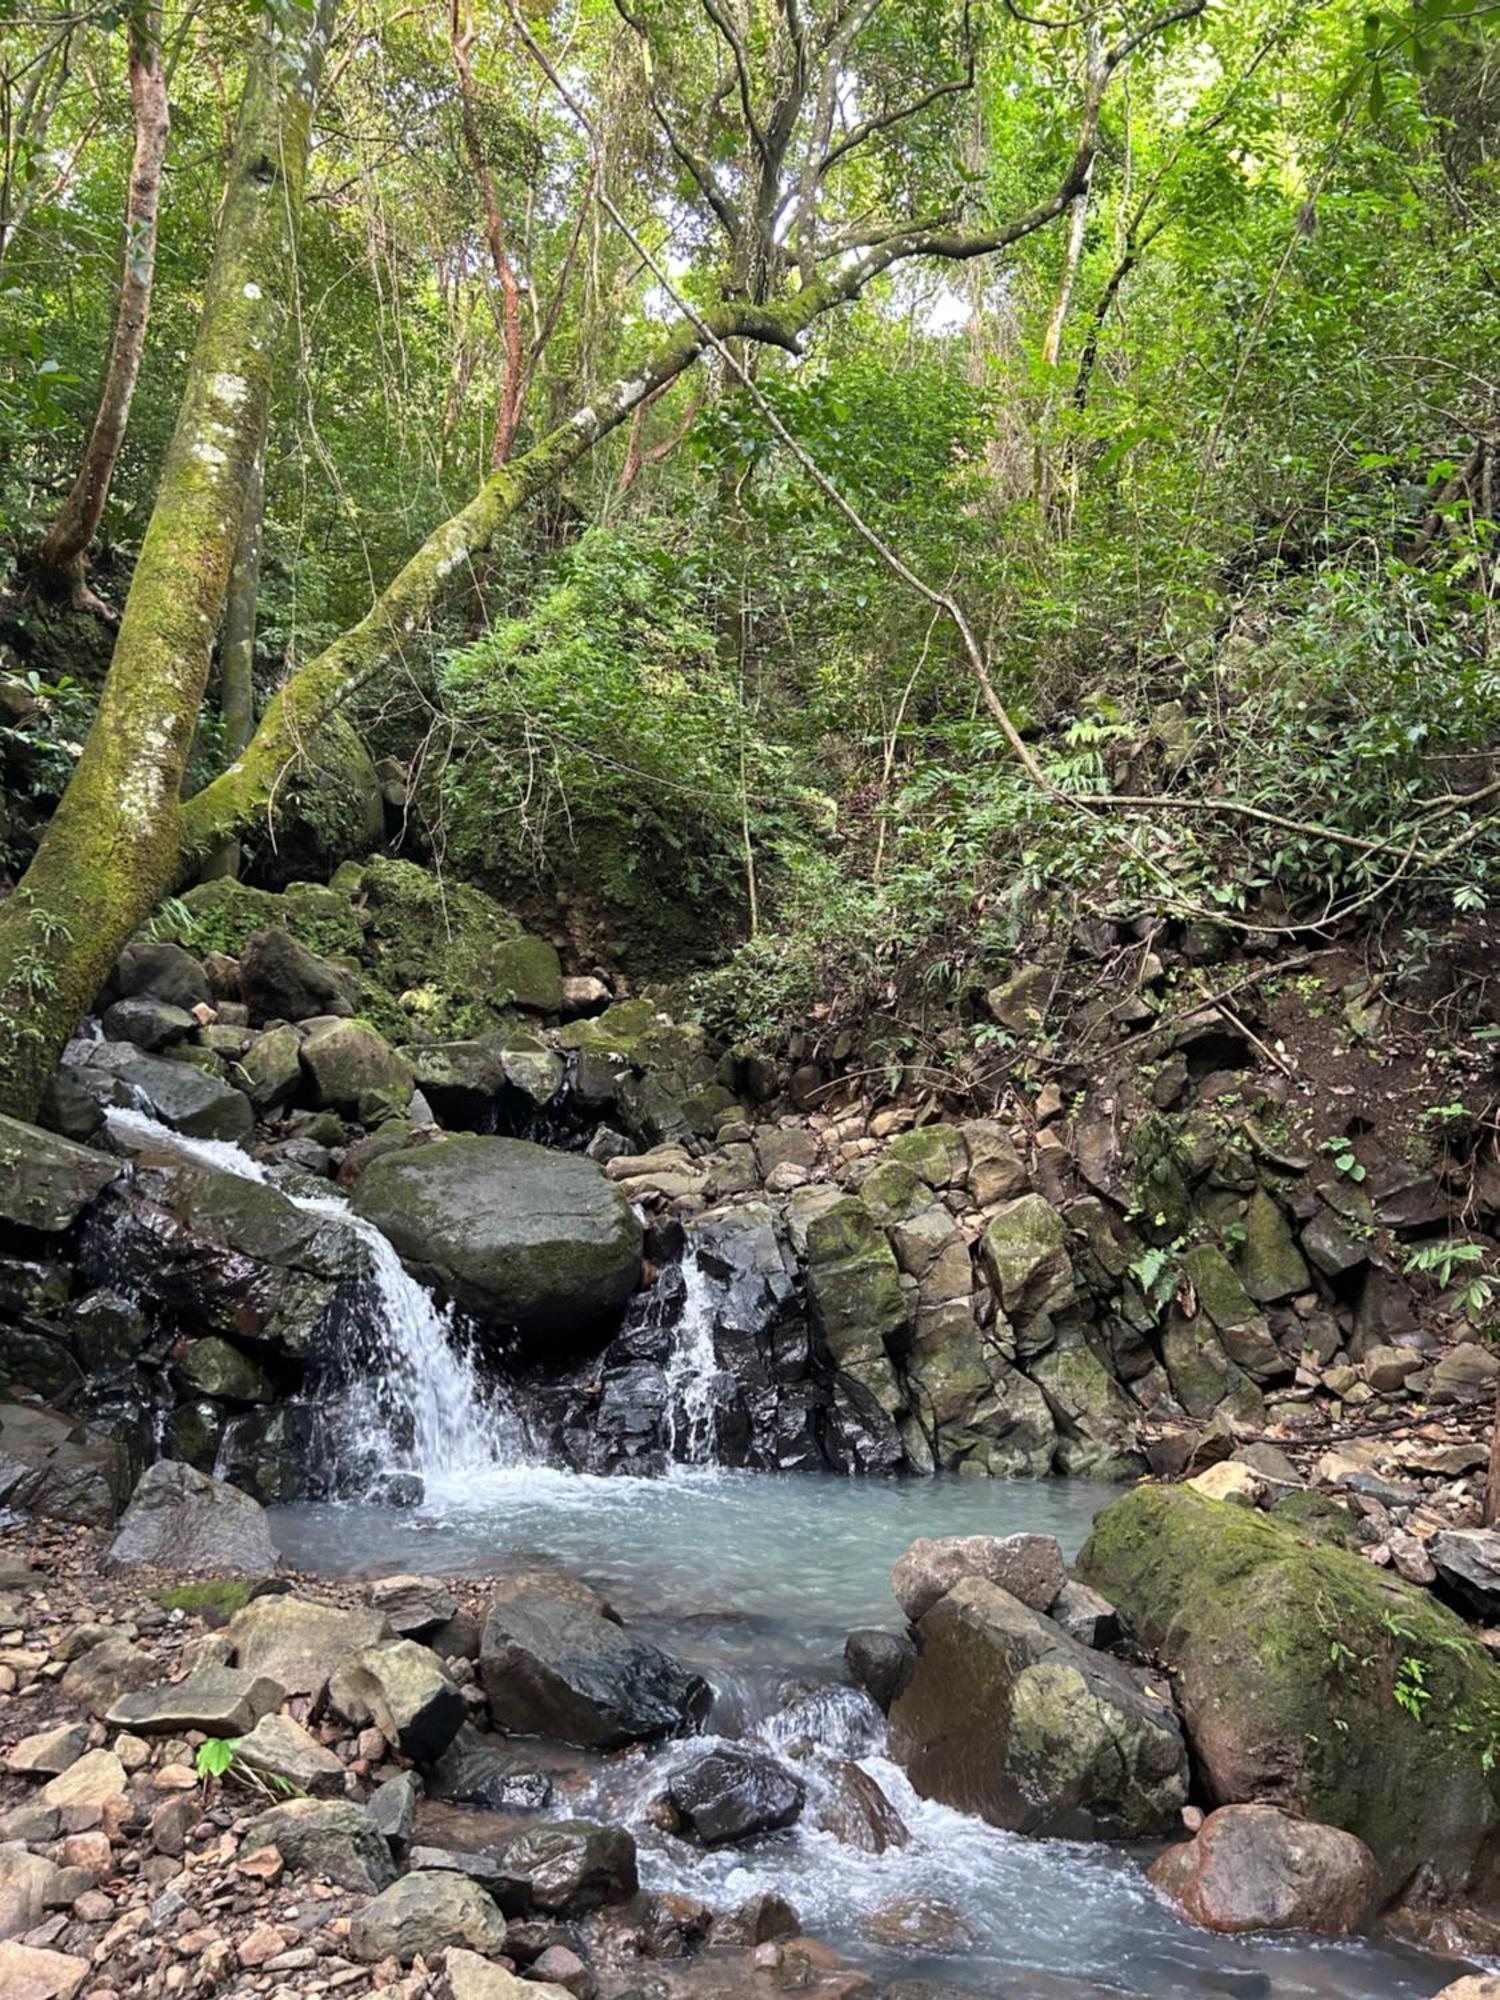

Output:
xmin=1078 ymin=1485 xmax=1500 ymax=1899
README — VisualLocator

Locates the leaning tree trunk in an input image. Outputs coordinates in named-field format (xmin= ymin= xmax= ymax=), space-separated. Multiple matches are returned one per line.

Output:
xmin=32 ymin=4 xmax=169 ymax=611
xmin=0 ymin=2 xmax=334 ymax=1119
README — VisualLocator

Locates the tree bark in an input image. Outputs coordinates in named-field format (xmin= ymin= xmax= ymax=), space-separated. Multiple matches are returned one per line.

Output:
xmin=451 ymin=1 xmax=525 ymax=467
xmin=199 ymin=440 xmax=265 ymax=880
xmin=0 ymin=0 xmax=334 ymax=1118
xmin=32 ymin=5 xmax=169 ymax=610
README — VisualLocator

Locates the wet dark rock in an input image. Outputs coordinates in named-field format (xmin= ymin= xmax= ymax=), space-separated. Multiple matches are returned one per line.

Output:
xmin=843 ymin=1629 xmax=916 ymax=1713
xmin=0 ymin=1401 xmax=129 ymax=1527
xmin=479 ymin=1585 xmax=710 ymax=1749
xmin=811 ymin=1759 xmax=909 ymax=1853
xmin=73 ymin=1042 xmax=254 ymax=1140
xmin=713 ymin=1891 xmax=801 ymax=1947
xmin=660 ymin=1746 xmax=804 ymax=1847
xmin=105 ymin=1459 xmax=278 ymax=1573
xmin=427 ymin=1723 xmax=554 ymax=1811
xmin=78 ymin=1152 xmax=355 ymax=1363
xmin=503 ymin=1821 xmax=638 ymax=1914
xmin=238 ymin=927 xmax=356 ymax=1024
xmin=0 ymin=1114 xmax=121 ymax=1232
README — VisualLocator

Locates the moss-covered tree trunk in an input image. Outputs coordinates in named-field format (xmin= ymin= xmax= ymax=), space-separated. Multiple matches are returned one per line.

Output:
xmin=0 ymin=2 xmax=334 ymax=1119
xmin=199 ymin=438 xmax=266 ymax=881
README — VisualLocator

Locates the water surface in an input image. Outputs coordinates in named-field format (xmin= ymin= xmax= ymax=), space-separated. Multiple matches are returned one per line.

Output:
xmin=274 ymin=1469 xmax=1465 ymax=2000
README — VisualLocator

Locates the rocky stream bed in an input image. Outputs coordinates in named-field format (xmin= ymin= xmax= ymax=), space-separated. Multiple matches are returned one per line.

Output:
xmin=10 ymin=867 xmax=1500 ymax=1997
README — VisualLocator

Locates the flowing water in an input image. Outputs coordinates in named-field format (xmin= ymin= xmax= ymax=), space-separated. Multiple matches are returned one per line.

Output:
xmin=102 ymin=1110 xmax=1466 ymax=2000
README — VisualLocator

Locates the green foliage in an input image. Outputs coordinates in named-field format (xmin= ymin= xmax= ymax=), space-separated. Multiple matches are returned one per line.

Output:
xmin=195 ymin=1737 xmax=235 ymax=1780
xmin=429 ymin=524 xmax=797 ymax=965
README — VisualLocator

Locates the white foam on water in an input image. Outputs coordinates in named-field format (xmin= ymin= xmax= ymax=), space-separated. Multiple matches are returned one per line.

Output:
xmin=662 ymin=1249 xmax=721 ymax=1464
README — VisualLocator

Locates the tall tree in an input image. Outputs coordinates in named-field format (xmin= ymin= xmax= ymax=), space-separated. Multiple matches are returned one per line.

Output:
xmin=31 ymin=3 xmax=169 ymax=611
xmin=0 ymin=0 xmax=1204 ymax=1118
xmin=0 ymin=0 xmax=334 ymax=1115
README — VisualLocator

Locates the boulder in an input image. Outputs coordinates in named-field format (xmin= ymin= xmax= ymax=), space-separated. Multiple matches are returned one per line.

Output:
xmin=239 ymin=1022 xmax=304 ymax=1112
xmin=241 ymin=1798 xmax=394 ymax=1894
xmin=327 ymin=1640 xmax=465 ymax=1763
xmin=225 ymin=1592 xmax=389 ymax=1697
xmin=300 ymin=1017 xmax=413 ymax=1121
xmin=1240 ymin=1189 xmax=1312 ymax=1304
xmin=1027 ymin=1332 xmax=1146 ymax=1479
xmin=368 ymin=1770 xmax=420 ymax=1849
xmin=114 ymin=940 xmax=212 ymax=1011
xmin=981 ymin=1195 xmax=1073 ymax=1323
xmin=1049 ymin=1580 xmax=1119 ymax=1651
xmin=172 ymin=1335 xmax=274 ymax=1404
xmin=367 ymin=1574 xmax=458 ymax=1637
xmin=1079 ymin=1485 xmax=1500 ymax=1898
xmin=71 ymin=1043 xmax=253 ymax=1140
xmin=38 ymin=1750 xmax=126 ymax=1809
xmin=101 ymin=996 xmax=196 ymax=1050
xmin=447 ymin=1951 xmax=572 ymax=2000
xmin=1179 ymin=1244 xmax=1286 ymax=1381
xmin=0 ymin=1942 xmax=89 ymax=2000
xmin=106 ymin=1667 xmax=282 ymax=1736
xmin=233 ymin=1712 xmax=346 ymax=1796
xmin=0 ymin=1115 xmax=120 ymax=1232
xmin=662 ymin=1747 xmax=805 ymax=1846
xmin=0 ymin=1402 xmax=128 ymax=1527
xmin=348 ymin=1871 xmax=508 ymax=1963
xmin=238 ymin=928 xmax=356 ymax=1023
xmin=353 ymin=1137 xmax=642 ymax=1343
xmin=1430 ymin=1530 xmax=1500 ymax=1619
xmin=804 ymin=1197 xmax=908 ymax=1421
xmin=59 ymin=1634 xmax=156 ymax=1712
xmin=105 ymin=1460 xmax=278 ymax=1573
xmin=1431 ymin=1341 xmax=1500 ymax=1404
xmin=427 ymin=1723 xmax=552 ymax=1811
xmin=1149 ymin=1804 xmax=1380 ymax=1935
xmin=891 ymin=1534 xmax=1066 ymax=1623
xmin=479 ymin=1587 xmax=709 ymax=1748
xmin=888 ymin=1578 xmax=1188 ymax=1840
xmin=503 ymin=1821 xmax=638 ymax=1913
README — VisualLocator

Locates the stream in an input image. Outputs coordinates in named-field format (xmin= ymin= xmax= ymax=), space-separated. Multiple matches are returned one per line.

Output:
xmin=103 ymin=1109 xmax=1464 ymax=2000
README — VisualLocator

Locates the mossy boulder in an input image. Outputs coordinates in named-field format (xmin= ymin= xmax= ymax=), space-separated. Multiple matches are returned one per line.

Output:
xmin=804 ymin=1197 xmax=909 ymax=1419
xmin=1241 ymin=1187 xmax=1312 ymax=1304
xmin=1160 ymin=1311 xmax=1265 ymax=1425
xmin=351 ymin=1136 xmax=642 ymax=1348
xmin=172 ymin=1336 xmax=275 ymax=1404
xmin=981 ymin=1195 xmax=1073 ymax=1317
xmin=889 ymin=1577 xmax=1188 ymax=1839
xmin=1027 ymin=1331 xmax=1145 ymax=1480
xmin=886 ymin=1125 xmax=967 ymax=1189
xmin=237 ymin=713 xmax=386 ymax=889
xmin=358 ymin=857 xmax=562 ymax=1024
xmin=1179 ymin=1244 xmax=1285 ymax=1381
xmin=300 ymin=1018 xmax=413 ymax=1124
xmin=1078 ymin=1485 xmax=1500 ymax=1900
xmin=0 ymin=1114 xmax=122 ymax=1232
xmin=174 ymin=877 xmax=365 ymax=965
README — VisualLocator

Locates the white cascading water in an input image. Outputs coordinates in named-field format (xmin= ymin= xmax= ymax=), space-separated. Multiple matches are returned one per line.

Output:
xmin=103 ymin=1109 xmax=518 ymax=1487
xmin=661 ymin=1249 xmax=721 ymax=1465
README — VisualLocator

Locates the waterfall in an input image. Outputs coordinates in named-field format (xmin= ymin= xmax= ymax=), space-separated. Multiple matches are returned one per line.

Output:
xmin=103 ymin=1110 xmax=522 ymax=1492
xmin=661 ymin=1250 xmax=723 ymax=1466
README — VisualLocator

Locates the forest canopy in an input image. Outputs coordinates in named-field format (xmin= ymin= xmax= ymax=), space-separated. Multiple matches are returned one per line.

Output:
xmin=0 ymin=0 xmax=1495 ymax=1109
